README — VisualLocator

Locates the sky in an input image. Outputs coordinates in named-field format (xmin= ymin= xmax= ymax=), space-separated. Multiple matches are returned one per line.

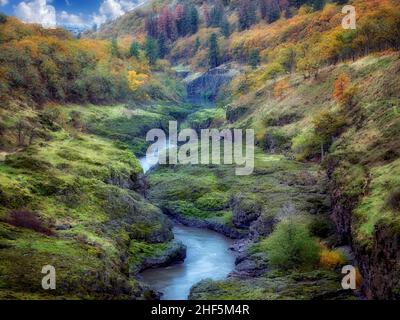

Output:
xmin=0 ymin=0 xmax=144 ymax=28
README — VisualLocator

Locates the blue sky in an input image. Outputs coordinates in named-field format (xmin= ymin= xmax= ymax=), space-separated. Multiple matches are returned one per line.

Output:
xmin=0 ymin=0 xmax=144 ymax=28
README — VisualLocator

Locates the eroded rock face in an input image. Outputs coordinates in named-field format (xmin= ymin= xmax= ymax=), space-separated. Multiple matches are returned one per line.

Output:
xmin=185 ymin=64 xmax=239 ymax=102
xmin=231 ymin=195 xmax=262 ymax=229
xmin=137 ymin=240 xmax=187 ymax=273
xmin=356 ymin=223 xmax=400 ymax=299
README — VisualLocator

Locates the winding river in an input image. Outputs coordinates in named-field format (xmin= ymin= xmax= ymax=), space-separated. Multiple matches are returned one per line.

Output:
xmin=139 ymin=142 xmax=236 ymax=300
xmin=140 ymin=224 xmax=235 ymax=300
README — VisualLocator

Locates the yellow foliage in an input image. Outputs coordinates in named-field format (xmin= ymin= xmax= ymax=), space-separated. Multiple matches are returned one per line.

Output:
xmin=127 ymin=70 xmax=149 ymax=92
xmin=319 ymin=246 xmax=345 ymax=269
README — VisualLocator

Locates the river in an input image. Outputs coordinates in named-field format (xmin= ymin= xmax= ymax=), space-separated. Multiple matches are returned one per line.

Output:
xmin=140 ymin=224 xmax=235 ymax=300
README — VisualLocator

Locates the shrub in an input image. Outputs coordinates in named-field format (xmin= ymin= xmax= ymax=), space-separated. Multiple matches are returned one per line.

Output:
xmin=291 ymin=128 xmax=322 ymax=161
xmin=6 ymin=211 xmax=53 ymax=236
xmin=262 ymin=219 xmax=320 ymax=270
xmin=319 ymin=246 xmax=345 ymax=270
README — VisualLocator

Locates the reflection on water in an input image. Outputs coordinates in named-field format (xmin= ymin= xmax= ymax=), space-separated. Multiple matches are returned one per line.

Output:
xmin=140 ymin=225 xmax=235 ymax=300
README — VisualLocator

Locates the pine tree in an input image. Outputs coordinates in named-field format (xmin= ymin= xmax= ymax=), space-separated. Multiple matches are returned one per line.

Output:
xmin=238 ymin=0 xmax=257 ymax=31
xmin=129 ymin=41 xmax=141 ymax=58
xmin=208 ymin=33 xmax=220 ymax=69
xmin=210 ymin=1 xmax=224 ymax=27
xmin=144 ymin=36 xmax=159 ymax=65
xmin=189 ymin=4 xmax=199 ymax=35
xmin=311 ymin=0 xmax=325 ymax=10
xmin=267 ymin=0 xmax=281 ymax=23
xmin=145 ymin=13 xmax=158 ymax=38
xmin=221 ymin=16 xmax=231 ymax=38
xmin=248 ymin=49 xmax=261 ymax=69
xmin=194 ymin=37 xmax=201 ymax=55
xmin=158 ymin=33 xmax=168 ymax=59
xmin=111 ymin=38 xmax=119 ymax=57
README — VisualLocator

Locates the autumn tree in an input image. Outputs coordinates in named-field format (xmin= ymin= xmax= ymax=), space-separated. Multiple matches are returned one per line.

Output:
xmin=333 ymin=73 xmax=351 ymax=104
xmin=274 ymin=79 xmax=290 ymax=98
xmin=127 ymin=70 xmax=149 ymax=92
xmin=159 ymin=6 xmax=176 ymax=40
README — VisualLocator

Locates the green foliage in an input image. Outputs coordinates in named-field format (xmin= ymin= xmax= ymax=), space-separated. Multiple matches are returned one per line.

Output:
xmin=248 ymin=49 xmax=261 ymax=69
xmin=262 ymin=219 xmax=320 ymax=270
xmin=291 ymin=128 xmax=322 ymax=161
xmin=208 ymin=33 xmax=220 ymax=69
xmin=129 ymin=41 xmax=141 ymax=58
xmin=144 ymin=36 xmax=159 ymax=65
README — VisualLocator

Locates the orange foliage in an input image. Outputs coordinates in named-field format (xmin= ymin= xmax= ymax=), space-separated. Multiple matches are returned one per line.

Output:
xmin=333 ymin=73 xmax=351 ymax=104
xmin=274 ymin=79 xmax=290 ymax=99
xmin=320 ymin=246 xmax=345 ymax=269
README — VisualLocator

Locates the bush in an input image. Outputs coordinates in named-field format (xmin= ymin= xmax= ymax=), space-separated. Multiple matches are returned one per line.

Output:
xmin=291 ymin=128 xmax=322 ymax=161
xmin=262 ymin=219 xmax=320 ymax=270
xmin=6 ymin=211 xmax=53 ymax=236
xmin=319 ymin=246 xmax=345 ymax=270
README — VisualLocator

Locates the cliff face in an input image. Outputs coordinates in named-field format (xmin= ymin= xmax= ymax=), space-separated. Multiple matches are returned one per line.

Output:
xmin=185 ymin=65 xmax=239 ymax=102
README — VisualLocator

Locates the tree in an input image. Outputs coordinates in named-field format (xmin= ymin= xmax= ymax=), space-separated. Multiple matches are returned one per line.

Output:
xmin=111 ymin=38 xmax=120 ymax=57
xmin=248 ymin=49 xmax=261 ymax=69
xmin=144 ymin=37 xmax=159 ymax=65
xmin=274 ymin=79 xmax=290 ymax=98
xmin=145 ymin=13 xmax=158 ymax=38
xmin=210 ymin=1 xmax=224 ymax=27
xmin=189 ymin=4 xmax=200 ymax=34
xmin=203 ymin=3 xmax=210 ymax=27
xmin=220 ymin=16 xmax=231 ymax=38
xmin=127 ymin=70 xmax=149 ymax=92
xmin=312 ymin=0 xmax=325 ymax=10
xmin=194 ymin=37 xmax=201 ymax=55
xmin=208 ymin=33 xmax=220 ymax=69
xmin=333 ymin=73 xmax=351 ymax=104
xmin=159 ymin=6 xmax=176 ymax=40
xmin=129 ymin=41 xmax=141 ymax=58
xmin=158 ymin=32 xmax=168 ymax=59
xmin=238 ymin=0 xmax=257 ymax=31
xmin=260 ymin=0 xmax=281 ymax=23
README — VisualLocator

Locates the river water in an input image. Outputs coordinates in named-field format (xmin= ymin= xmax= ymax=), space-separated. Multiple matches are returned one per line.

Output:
xmin=138 ymin=100 xmax=235 ymax=300
xmin=140 ymin=224 xmax=235 ymax=300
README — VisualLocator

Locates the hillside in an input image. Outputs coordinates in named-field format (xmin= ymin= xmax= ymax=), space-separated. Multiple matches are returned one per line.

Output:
xmin=1 ymin=0 xmax=400 ymax=301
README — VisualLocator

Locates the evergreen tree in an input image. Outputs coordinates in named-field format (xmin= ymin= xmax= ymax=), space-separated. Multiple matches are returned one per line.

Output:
xmin=238 ymin=0 xmax=257 ymax=31
xmin=311 ymin=0 xmax=325 ymax=10
xmin=144 ymin=36 xmax=159 ymax=65
xmin=145 ymin=13 xmax=158 ymax=38
xmin=158 ymin=33 xmax=168 ymax=59
xmin=208 ymin=33 xmax=220 ymax=69
xmin=189 ymin=4 xmax=199 ymax=35
xmin=267 ymin=0 xmax=281 ymax=23
xmin=111 ymin=38 xmax=119 ymax=57
xmin=194 ymin=37 xmax=201 ymax=55
xmin=248 ymin=49 xmax=261 ymax=69
xmin=210 ymin=1 xmax=224 ymax=27
xmin=129 ymin=41 xmax=141 ymax=58
xmin=221 ymin=16 xmax=231 ymax=38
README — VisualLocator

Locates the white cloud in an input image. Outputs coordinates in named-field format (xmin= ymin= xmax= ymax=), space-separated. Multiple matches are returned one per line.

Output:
xmin=92 ymin=0 xmax=141 ymax=26
xmin=0 ymin=0 xmax=9 ymax=6
xmin=58 ymin=10 xmax=84 ymax=25
xmin=15 ymin=0 xmax=57 ymax=28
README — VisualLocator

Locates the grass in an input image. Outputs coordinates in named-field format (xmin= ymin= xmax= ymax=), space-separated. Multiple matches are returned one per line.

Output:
xmin=0 ymin=120 xmax=174 ymax=299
